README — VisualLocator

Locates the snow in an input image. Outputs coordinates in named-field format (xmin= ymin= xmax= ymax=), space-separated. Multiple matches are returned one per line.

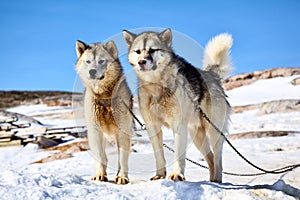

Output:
xmin=230 ymin=109 xmax=300 ymax=133
xmin=6 ymin=104 xmax=81 ymax=127
xmin=226 ymin=75 xmax=300 ymax=106
xmin=1 ymin=75 xmax=300 ymax=199
xmin=0 ymin=141 xmax=298 ymax=199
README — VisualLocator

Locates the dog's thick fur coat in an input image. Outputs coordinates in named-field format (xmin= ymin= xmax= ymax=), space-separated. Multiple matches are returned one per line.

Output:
xmin=123 ymin=29 xmax=232 ymax=182
xmin=75 ymin=40 xmax=133 ymax=184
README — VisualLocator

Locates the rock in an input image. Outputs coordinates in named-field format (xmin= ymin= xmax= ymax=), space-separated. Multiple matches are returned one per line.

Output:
xmin=33 ymin=152 xmax=73 ymax=163
xmin=36 ymin=136 xmax=61 ymax=148
xmin=290 ymin=76 xmax=300 ymax=86
xmin=227 ymin=130 xmax=300 ymax=140
xmin=258 ymin=99 xmax=300 ymax=115
xmin=224 ymin=67 xmax=300 ymax=90
xmin=0 ymin=110 xmax=44 ymax=125
xmin=232 ymin=99 xmax=300 ymax=115
xmin=232 ymin=104 xmax=260 ymax=113
xmin=32 ymin=139 xmax=89 ymax=163
xmin=45 ymin=139 xmax=89 ymax=152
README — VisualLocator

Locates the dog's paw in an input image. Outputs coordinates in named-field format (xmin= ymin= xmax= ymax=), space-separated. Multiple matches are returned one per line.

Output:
xmin=150 ymin=170 xmax=166 ymax=181
xmin=150 ymin=174 xmax=166 ymax=181
xmin=168 ymin=173 xmax=185 ymax=182
xmin=210 ymin=178 xmax=222 ymax=183
xmin=114 ymin=176 xmax=129 ymax=185
xmin=91 ymin=174 xmax=108 ymax=182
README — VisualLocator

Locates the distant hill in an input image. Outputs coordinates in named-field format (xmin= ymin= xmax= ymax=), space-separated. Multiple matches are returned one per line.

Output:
xmin=1 ymin=67 xmax=299 ymax=110
xmin=0 ymin=91 xmax=83 ymax=108
xmin=223 ymin=67 xmax=300 ymax=90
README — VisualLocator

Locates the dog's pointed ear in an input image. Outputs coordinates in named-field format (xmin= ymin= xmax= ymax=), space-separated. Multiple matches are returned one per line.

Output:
xmin=104 ymin=40 xmax=118 ymax=59
xmin=76 ymin=40 xmax=88 ymax=58
xmin=122 ymin=30 xmax=136 ymax=46
xmin=159 ymin=28 xmax=172 ymax=48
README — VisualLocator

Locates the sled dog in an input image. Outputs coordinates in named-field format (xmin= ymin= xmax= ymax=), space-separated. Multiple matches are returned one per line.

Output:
xmin=75 ymin=40 xmax=133 ymax=184
xmin=123 ymin=29 xmax=232 ymax=182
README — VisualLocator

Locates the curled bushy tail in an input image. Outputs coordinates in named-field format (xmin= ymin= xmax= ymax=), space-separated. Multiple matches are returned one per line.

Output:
xmin=203 ymin=33 xmax=233 ymax=79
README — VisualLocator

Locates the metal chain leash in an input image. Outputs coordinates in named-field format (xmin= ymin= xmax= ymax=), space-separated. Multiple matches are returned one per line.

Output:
xmin=126 ymin=68 xmax=300 ymax=176
xmin=127 ymin=96 xmax=300 ymax=176
xmin=163 ymin=143 xmax=268 ymax=176
xmin=196 ymin=106 xmax=300 ymax=175
xmin=121 ymin=98 xmax=146 ymax=130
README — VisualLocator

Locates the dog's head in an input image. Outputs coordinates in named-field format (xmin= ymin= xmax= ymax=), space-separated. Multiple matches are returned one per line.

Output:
xmin=123 ymin=29 xmax=173 ymax=78
xmin=75 ymin=40 xmax=119 ymax=88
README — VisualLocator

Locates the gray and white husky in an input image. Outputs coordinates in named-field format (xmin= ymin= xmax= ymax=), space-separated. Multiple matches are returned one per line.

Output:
xmin=75 ymin=40 xmax=133 ymax=184
xmin=123 ymin=29 xmax=232 ymax=182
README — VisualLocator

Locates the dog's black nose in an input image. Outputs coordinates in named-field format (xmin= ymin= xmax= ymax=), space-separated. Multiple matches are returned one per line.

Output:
xmin=138 ymin=59 xmax=147 ymax=66
xmin=89 ymin=69 xmax=97 ymax=77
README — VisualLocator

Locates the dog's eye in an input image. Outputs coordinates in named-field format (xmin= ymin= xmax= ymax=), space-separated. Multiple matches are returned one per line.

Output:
xmin=134 ymin=50 xmax=141 ymax=54
xmin=148 ymin=48 xmax=157 ymax=54
xmin=86 ymin=60 xmax=91 ymax=64
xmin=98 ymin=59 xmax=105 ymax=64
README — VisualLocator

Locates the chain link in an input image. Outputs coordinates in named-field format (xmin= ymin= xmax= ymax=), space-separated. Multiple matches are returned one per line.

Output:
xmin=127 ymin=71 xmax=300 ymax=176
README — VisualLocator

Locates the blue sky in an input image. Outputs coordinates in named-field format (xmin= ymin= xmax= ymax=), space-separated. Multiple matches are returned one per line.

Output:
xmin=0 ymin=0 xmax=299 ymax=92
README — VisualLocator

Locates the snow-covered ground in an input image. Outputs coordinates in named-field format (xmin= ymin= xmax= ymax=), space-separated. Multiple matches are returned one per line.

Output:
xmin=226 ymin=75 xmax=300 ymax=106
xmin=0 ymin=76 xmax=300 ymax=199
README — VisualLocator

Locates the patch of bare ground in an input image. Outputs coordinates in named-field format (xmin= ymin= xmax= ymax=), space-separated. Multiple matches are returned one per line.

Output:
xmin=227 ymin=130 xmax=300 ymax=140
xmin=32 ymin=138 xmax=89 ymax=164
xmin=232 ymin=99 xmax=300 ymax=114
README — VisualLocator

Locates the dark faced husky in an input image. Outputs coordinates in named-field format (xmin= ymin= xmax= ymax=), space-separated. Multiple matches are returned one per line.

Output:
xmin=123 ymin=29 xmax=232 ymax=182
xmin=75 ymin=40 xmax=133 ymax=184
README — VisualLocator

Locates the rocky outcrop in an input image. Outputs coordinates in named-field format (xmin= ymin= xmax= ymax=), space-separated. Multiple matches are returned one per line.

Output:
xmin=232 ymin=99 xmax=300 ymax=115
xmin=0 ymin=91 xmax=83 ymax=108
xmin=227 ymin=130 xmax=300 ymax=140
xmin=224 ymin=67 xmax=300 ymax=114
xmin=291 ymin=76 xmax=300 ymax=86
xmin=0 ymin=109 xmax=44 ymax=125
xmin=224 ymin=67 xmax=300 ymax=91
xmin=258 ymin=99 xmax=300 ymax=115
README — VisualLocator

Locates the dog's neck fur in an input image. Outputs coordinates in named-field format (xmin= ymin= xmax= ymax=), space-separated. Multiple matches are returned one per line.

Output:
xmin=138 ymin=53 xmax=208 ymax=103
xmin=173 ymin=54 xmax=208 ymax=103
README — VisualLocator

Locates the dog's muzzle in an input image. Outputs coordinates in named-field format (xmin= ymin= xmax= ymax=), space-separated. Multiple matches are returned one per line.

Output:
xmin=138 ymin=59 xmax=156 ymax=71
xmin=89 ymin=69 xmax=104 ymax=80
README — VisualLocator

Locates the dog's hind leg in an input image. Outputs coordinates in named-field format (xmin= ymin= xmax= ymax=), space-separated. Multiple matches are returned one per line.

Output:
xmin=208 ymin=128 xmax=224 ymax=183
xmin=114 ymin=132 xmax=130 ymax=184
xmin=189 ymin=125 xmax=215 ymax=181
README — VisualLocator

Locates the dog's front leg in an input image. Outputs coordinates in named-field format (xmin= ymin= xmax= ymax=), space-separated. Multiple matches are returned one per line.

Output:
xmin=88 ymin=126 xmax=108 ymax=182
xmin=148 ymin=125 xmax=166 ymax=180
xmin=114 ymin=132 xmax=130 ymax=184
xmin=168 ymin=123 xmax=187 ymax=181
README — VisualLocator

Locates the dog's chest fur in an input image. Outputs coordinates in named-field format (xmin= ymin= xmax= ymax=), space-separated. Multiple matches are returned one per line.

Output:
xmin=138 ymin=55 xmax=210 ymax=127
xmin=93 ymin=98 xmax=119 ymax=134
xmin=140 ymin=82 xmax=182 ymax=127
